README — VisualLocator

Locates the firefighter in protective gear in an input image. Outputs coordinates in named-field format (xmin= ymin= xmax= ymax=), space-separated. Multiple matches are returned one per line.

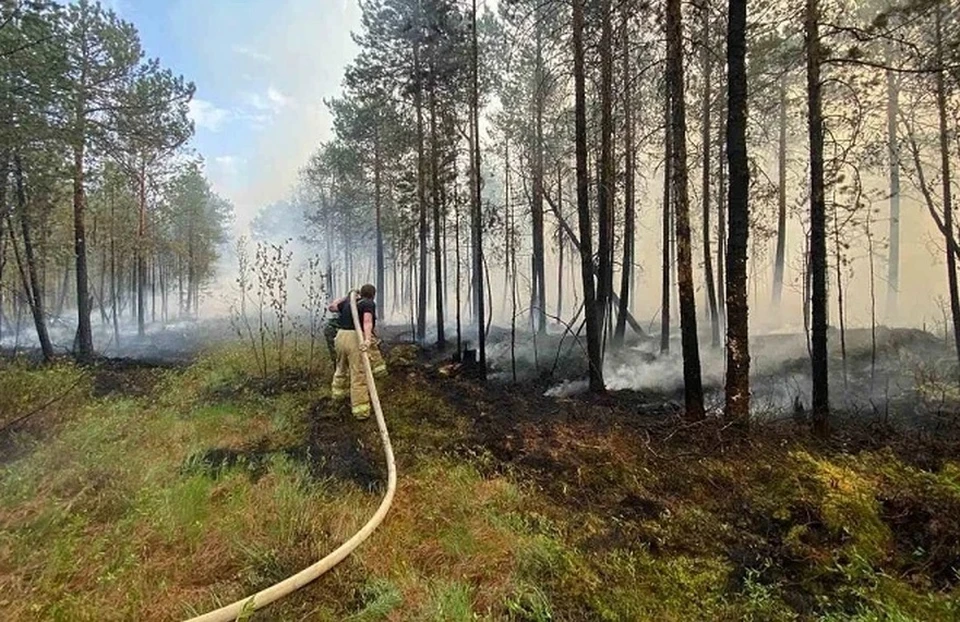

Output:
xmin=328 ymin=284 xmax=387 ymax=419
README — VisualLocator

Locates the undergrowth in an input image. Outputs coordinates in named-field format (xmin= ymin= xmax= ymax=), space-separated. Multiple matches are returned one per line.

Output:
xmin=0 ymin=341 xmax=958 ymax=620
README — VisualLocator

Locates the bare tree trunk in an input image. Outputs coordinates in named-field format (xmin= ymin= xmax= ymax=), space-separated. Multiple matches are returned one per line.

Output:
xmin=531 ymin=18 xmax=547 ymax=334
xmin=597 ymin=0 xmax=614 ymax=350
xmin=454 ymin=166 xmax=463 ymax=357
xmin=885 ymin=48 xmax=900 ymax=321
xmin=717 ymin=102 xmax=727 ymax=327
xmin=573 ymin=0 xmax=603 ymax=391
xmin=701 ymin=1 xmax=720 ymax=348
xmin=614 ymin=7 xmax=635 ymax=348
xmin=471 ymin=0 xmax=486 ymax=376
xmin=557 ymin=164 xmax=564 ymax=321
xmin=136 ymin=160 xmax=146 ymax=337
xmin=429 ymin=86 xmax=445 ymax=347
xmin=772 ymin=74 xmax=788 ymax=312
xmin=661 ymin=88 xmax=672 ymax=354
xmin=375 ymin=129 xmax=385 ymax=320
xmin=72 ymin=142 xmax=94 ymax=360
xmin=805 ymin=0 xmax=829 ymax=436
xmin=725 ymin=0 xmax=750 ymax=426
xmin=667 ymin=0 xmax=705 ymax=419
xmin=12 ymin=155 xmax=54 ymax=361
xmin=414 ymin=35 xmax=428 ymax=343
xmin=935 ymin=5 xmax=960 ymax=381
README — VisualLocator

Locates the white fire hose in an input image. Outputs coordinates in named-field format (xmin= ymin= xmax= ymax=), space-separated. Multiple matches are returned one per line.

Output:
xmin=186 ymin=291 xmax=397 ymax=622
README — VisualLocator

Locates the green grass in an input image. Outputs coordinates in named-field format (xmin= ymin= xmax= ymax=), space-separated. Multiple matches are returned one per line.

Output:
xmin=1 ymin=341 xmax=960 ymax=620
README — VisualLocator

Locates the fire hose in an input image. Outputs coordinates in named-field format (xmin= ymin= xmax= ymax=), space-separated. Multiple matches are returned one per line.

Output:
xmin=185 ymin=290 xmax=397 ymax=622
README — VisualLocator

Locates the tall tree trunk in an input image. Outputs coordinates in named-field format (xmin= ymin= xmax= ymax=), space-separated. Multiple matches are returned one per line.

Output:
xmin=72 ymin=142 xmax=94 ymax=360
xmin=455 ymin=167 xmax=463 ymax=357
xmin=667 ymin=0 xmax=705 ymax=419
xmin=885 ymin=50 xmax=900 ymax=321
xmin=597 ymin=0 xmax=614 ymax=349
xmin=717 ymin=102 xmax=727 ymax=326
xmin=557 ymin=164 xmax=564 ymax=321
xmin=110 ymin=190 xmax=119 ymax=347
xmin=701 ymin=1 xmax=720 ymax=348
xmin=414 ymin=37 xmax=428 ymax=343
xmin=573 ymin=0 xmax=603 ymax=391
xmin=661 ymin=88 xmax=673 ymax=354
xmin=614 ymin=7 xmax=635 ymax=348
xmin=531 ymin=18 xmax=547 ymax=335
xmin=375 ymin=127 xmax=385 ymax=321
xmin=935 ymin=5 xmax=960 ymax=380
xmin=772 ymin=74 xmax=788 ymax=311
xmin=137 ymin=160 xmax=146 ymax=337
xmin=471 ymin=0 xmax=486 ymax=376
xmin=725 ymin=0 xmax=750 ymax=427
xmin=429 ymin=87 xmax=445 ymax=347
xmin=805 ymin=0 xmax=829 ymax=435
xmin=12 ymin=155 xmax=54 ymax=362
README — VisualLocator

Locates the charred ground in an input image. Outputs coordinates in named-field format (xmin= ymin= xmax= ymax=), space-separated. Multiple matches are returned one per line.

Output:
xmin=1 ymin=326 xmax=959 ymax=620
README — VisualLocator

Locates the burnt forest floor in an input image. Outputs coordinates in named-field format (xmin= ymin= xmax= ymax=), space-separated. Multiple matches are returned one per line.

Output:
xmin=1 ymin=332 xmax=959 ymax=621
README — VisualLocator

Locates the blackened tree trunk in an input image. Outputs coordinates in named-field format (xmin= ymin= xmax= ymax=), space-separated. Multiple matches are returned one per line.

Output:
xmin=667 ymin=0 xmax=705 ymax=419
xmin=573 ymin=0 xmax=603 ymax=391
xmin=137 ymin=160 xmax=147 ymax=337
xmin=375 ymin=124 xmax=385 ymax=320
xmin=661 ymin=88 xmax=672 ymax=354
xmin=470 ymin=0 xmax=486 ymax=377
xmin=885 ymin=49 xmax=900 ymax=320
xmin=805 ymin=0 xmax=829 ymax=436
xmin=430 ymin=86 xmax=445 ymax=347
xmin=701 ymin=1 xmax=720 ymax=348
xmin=724 ymin=0 xmax=750 ymax=427
xmin=935 ymin=5 xmax=960 ymax=379
xmin=531 ymin=19 xmax=547 ymax=335
xmin=717 ymin=105 xmax=727 ymax=325
xmin=12 ymin=155 xmax=54 ymax=362
xmin=414 ymin=38 xmax=428 ymax=343
xmin=72 ymin=142 xmax=94 ymax=360
xmin=454 ymin=165 xmax=462 ymax=357
xmin=597 ymin=0 xmax=615 ymax=347
xmin=614 ymin=6 xmax=635 ymax=348
xmin=772 ymin=74 xmax=788 ymax=310
xmin=556 ymin=163 xmax=564 ymax=320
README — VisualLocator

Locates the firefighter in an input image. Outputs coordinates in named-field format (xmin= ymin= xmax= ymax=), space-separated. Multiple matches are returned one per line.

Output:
xmin=328 ymin=284 xmax=387 ymax=419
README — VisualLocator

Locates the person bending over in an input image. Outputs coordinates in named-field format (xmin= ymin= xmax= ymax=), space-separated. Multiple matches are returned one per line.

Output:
xmin=328 ymin=284 xmax=387 ymax=419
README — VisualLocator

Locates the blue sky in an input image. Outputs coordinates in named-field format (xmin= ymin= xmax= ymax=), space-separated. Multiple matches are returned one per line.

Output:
xmin=105 ymin=0 xmax=361 ymax=232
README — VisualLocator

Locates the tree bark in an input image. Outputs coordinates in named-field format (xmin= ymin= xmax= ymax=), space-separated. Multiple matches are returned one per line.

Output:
xmin=772 ymin=74 xmax=788 ymax=311
xmin=614 ymin=6 xmax=635 ymax=348
xmin=805 ymin=0 xmax=829 ymax=436
xmin=667 ymin=0 xmax=705 ymax=418
xmin=72 ymin=142 xmax=94 ymax=360
xmin=12 ymin=155 xmax=54 ymax=362
xmin=701 ymin=1 xmax=720 ymax=348
xmin=597 ymin=0 xmax=615 ymax=348
xmin=471 ymin=0 xmax=486 ymax=376
xmin=429 ymin=85 xmax=445 ymax=347
xmin=935 ymin=5 xmax=960 ymax=381
xmin=573 ymin=0 xmax=603 ymax=391
xmin=661 ymin=87 xmax=672 ymax=354
xmin=885 ymin=49 xmax=900 ymax=321
xmin=414 ymin=36 xmax=428 ymax=343
xmin=725 ymin=0 xmax=750 ymax=427
xmin=531 ymin=18 xmax=547 ymax=335
xmin=137 ymin=159 xmax=146 ymax=337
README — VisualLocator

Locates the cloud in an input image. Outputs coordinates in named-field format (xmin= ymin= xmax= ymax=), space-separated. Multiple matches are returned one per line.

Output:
xmin=232 ymin=45 xmax=271 ymax=63
xmin=188 ymin=98 xmax=231 ymax=131
xmin=243 ymin=86 xmax=292 ymax=114
xmin=266 ymin=86 xmax=290 ymax=108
